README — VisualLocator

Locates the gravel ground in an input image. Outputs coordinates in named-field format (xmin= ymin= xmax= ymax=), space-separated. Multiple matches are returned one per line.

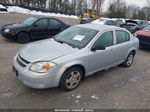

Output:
xmin=0 ymin=13 xmax=150 ymax=109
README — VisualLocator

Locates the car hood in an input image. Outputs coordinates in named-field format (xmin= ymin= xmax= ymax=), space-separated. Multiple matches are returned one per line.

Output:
xmin=135 ymin=30 xmax=150 ymax=37
xmin=3 ymin=23 xmax=29 ymax=29
xmin=19 ymin=39 xmax=77 ymax=63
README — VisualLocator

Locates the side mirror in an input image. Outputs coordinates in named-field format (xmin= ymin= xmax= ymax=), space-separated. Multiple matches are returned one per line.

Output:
xmin=91 ymin=44 xmax=105 ymax=51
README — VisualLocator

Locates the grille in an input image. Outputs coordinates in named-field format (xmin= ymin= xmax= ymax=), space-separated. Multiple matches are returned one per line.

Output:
xmin=17 ymin=55 xmax=30 ymax=68
xmin=137 ymin=35 xmax=150 ymax=42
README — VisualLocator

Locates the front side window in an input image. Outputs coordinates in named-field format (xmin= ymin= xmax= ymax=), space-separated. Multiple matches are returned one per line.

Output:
xmin=94 ymin=31 xmax=113 ymax=47
xmin=34 ymin=19 xmax=48 ymax=28
xmin=22 ymin=17 xmax=38 ymax=25
xmin=116 ymin=30 xmax=130 ymax=44
xmin=55 ymin=26 xmax=98 ymax=48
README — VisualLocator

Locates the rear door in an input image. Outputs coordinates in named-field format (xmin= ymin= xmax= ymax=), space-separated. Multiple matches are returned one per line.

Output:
xmin=31 ymin=18 xmax=49 ymax=39
xmin=48 ymin=19 xmax=64 ymax=37
xmin=112 ymin=30 xmax=131 ymax=62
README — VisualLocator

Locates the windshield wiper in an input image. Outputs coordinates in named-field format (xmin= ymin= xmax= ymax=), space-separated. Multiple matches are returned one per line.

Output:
xmin=54 ymin=38 xmax=77 ymax=48
xmin=54 ymin=38 xmax=64 ymax=44
xmin=56 ymin=40 xmax=64 ymax=44
xmin=65 ymin=42 xmax=77 ymax=48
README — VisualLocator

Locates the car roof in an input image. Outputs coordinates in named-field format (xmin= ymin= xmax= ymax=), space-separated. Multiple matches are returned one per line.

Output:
xmin=75 ymin=23 xmax=126 ymax=32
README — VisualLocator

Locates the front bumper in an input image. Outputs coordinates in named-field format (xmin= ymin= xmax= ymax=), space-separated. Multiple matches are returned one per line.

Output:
xmin=13 ymin=55 xmax=62 ymax=89
xmin=1 ymin=31 xmax=17 ymax=39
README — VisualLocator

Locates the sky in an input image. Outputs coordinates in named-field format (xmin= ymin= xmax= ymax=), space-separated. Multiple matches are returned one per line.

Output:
xmin=103 ymin=0 xmax=147 ymax=12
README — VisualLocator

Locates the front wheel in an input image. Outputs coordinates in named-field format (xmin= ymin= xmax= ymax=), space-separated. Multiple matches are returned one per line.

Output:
xmin=59 ymin=67 xmax=83 ymax=91
xmin=17 ymin=32 xmax=30 ymax=43
xmin=122 ymin=52 xmax=135 ymax=67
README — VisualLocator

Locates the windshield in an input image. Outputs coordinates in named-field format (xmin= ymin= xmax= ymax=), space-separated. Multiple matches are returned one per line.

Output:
xmin=22 ymin=17 xmax=38 ymax=25
xmin=143 ymin=25 xmax=150 ymax=31
xmin=55 ymin=26 xmax=98 ymax=48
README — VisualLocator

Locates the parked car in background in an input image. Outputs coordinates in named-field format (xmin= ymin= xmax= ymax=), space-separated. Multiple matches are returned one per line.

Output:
xmin=80 ymin=17 xmax=94 ymax=24
xmin=121 ymin=20 xmax=149 ymax=33
xmin=13 ymin=24 xmax=139 ymax=91
xmin=0 ymin=4 xmax=7 ymax=12
xmin=111 ymin=18 xmax=126 ymax=24
xmin=121 ymin=20 xmax=140 ymax=33
xmin=135 ymin=25 xmax=150 ymax=48
xmin=135 ymin=20 xmax=149 ymax=30
xmin=1 ymin=17 xmax=70 ymax=43
xmin=92 ymin=18 xmax=121 ymax=27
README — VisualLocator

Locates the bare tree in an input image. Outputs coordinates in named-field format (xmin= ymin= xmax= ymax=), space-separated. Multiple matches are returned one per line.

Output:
xmin=146 ymin=0 xmax=150 ymax=7
xmin=126 ymin=5 xmax=140 ymax=18
xmin=91 ymin=0 xmax=105 ymax=16
xmin=107 ymin=0 xmax=127 ymax=18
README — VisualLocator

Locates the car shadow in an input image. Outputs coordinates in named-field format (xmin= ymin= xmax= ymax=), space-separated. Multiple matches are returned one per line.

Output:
xmin=0 ymin=36 xmax=53 ymax=45
xmin=0 ymin=37 xmax=20 ymax=44
xmin=139 ymin=46 xmax=150 ymax=52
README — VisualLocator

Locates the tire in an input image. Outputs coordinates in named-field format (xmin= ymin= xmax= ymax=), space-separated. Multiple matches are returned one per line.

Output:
xmin=59 ymin=67 xmax=83 ymax=91
xmin=122 ymin=52 xmax=135 ymax=67
xmin=17 ymin=32 xmax=30 ymax=43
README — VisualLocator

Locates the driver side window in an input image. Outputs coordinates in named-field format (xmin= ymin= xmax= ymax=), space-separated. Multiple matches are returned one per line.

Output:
xmin=94 ymin=31 xmax=113 ymax=47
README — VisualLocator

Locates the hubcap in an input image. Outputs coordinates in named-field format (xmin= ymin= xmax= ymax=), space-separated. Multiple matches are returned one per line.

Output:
xmin=127 ymin=54 xmax=134 ymax=66
xmin=65 ymin=71 xmax=81 ymax=89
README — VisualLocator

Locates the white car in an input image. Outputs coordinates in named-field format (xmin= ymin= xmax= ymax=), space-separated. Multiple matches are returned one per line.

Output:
xmin=92 ymin=18 xmax=121 ymax=27
xmin=13 ymin=24 xmax=139 ymax=91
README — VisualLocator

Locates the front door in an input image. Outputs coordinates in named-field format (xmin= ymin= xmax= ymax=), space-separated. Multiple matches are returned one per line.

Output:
xmin=31 ymin=18 xmax=49 ymax=40
xmin=89 ymin=31 xmax=116 ymax=73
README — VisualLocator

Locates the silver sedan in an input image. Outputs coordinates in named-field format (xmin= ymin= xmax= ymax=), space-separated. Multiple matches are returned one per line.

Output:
xmin=13 ymin=24 xmax=139 ymax=91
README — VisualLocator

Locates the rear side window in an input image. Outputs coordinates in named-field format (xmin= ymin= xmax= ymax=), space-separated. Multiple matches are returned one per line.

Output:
xmin=94 ymin=31 xmax=113 ymax=47
xmin=116 ymin=30 xmax=130 ymax=44
xmin=49 ymin=19 xmax=62 ymax=29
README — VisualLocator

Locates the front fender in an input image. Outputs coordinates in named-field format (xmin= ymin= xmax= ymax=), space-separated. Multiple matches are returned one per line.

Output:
xmin=55 ymin=60 xmax=86 ymax=86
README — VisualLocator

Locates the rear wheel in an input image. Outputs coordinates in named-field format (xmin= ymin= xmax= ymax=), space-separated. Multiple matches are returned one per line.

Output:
xmin=60 ymin=67 xmax=82 ymax=91
xmin=122 ymin=52 xmax=135 ymax=67
xmin=17 ymin=32 xmax=30 ymax=43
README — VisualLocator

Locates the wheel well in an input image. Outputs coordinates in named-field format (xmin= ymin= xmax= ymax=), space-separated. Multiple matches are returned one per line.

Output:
xmin=131 ymin=50 xmax=136 ymax=56
xmin=17 ymin=31 xmax=31 ymax=39
xmin=66 ymin=65 xmax=86 ymax=80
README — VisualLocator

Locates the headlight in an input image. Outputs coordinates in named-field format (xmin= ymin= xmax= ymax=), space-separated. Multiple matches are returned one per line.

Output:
xmin=4 ymin=29 xmax=10 ymax=33
xmin=30 ymin=62 xmax=56 ymax=73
